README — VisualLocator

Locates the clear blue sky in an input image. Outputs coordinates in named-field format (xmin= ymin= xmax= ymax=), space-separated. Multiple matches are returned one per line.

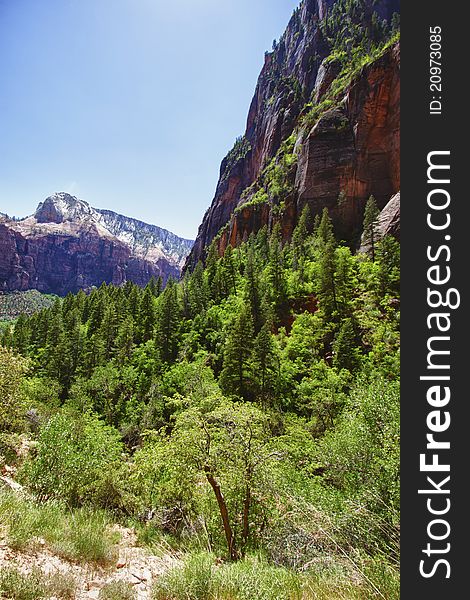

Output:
xmin=0 ymin=0 xmax=299 ymax=239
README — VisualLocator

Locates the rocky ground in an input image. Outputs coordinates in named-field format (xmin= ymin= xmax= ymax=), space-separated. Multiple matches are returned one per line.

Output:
xmin=0 ymin=469 xmax=180 ymax=599
xmin=0 ymin=521 xmax=180 ymax=599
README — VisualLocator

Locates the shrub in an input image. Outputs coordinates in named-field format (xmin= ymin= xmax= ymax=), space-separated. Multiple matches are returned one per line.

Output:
xmin=0 ymin=567 xmax=79 ymax=600
xmin=50 ymin=508 xmax=119 ymax=564
xmin=21 ymin=410 xmax=124 ymax=508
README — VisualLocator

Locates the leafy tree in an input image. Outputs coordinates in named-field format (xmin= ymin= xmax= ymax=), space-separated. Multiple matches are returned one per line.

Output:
xmin=169 ymin=400 xmax=280 ymax=559
xmin=318 ymin=375 xmax=400 ymax=516
xmin=22 ymin=411 xmax=125 ymax=508
xmin=0 ymin=347 xmax=29 ymax=434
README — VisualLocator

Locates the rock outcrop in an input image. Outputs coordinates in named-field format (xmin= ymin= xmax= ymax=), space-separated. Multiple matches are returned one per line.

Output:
xmin=185 ymin=0 xmax=400 ymax=270
xmin=0 ymin=193 xmax=193 ymax=295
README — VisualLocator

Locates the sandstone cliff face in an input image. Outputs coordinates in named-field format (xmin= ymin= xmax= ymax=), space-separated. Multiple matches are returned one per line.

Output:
xmin=185 ymin=0 xmax=400 ymax=269
xmin=294 ymin=41 xmax=400 ymax=242
xmin=0 ymin=194 xmax=192 ymax=295
xmin=186 ymin=0 xmax=332 ymax=269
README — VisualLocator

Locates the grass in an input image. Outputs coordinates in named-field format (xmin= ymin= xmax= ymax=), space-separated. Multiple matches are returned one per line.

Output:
xmin=0 ymin=567 xmax=47 ymax=600
xmin=151 ymin=551 xmax=377 ymax=600
xmin=0 ymin=489 xmax=119 ymax=565
xmin=45 ymin=572 xmax=78 ymax=599
xmin=0 ymin=567 xmax=77 ymax=600
xmin=98 ymin=580 xmax=137 ymax=600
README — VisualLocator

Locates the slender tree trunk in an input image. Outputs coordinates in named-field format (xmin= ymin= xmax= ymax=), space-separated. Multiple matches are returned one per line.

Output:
xmin=242 ymin=483 xmax=251 ymax=556
xmin=204 ymin=465 xmax=238 ymax=560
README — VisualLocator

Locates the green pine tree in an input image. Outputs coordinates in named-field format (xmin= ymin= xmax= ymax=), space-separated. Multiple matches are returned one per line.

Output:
xmin=220 ymin=303 xmax=254 ymax=399
xmin=363 ymin=195 xmax=380 ymax=261
xmin=155 ymin=279 xmax=180 ymax=363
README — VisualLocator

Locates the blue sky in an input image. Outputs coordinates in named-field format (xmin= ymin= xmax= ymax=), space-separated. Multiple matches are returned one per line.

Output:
xmin=0 ymin=0 xmax=299 ymax=239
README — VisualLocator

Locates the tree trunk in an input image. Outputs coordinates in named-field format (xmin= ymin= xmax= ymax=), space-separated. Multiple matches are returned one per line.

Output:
xmin=242 ymin=483 xmax=251 ymax=556
xmin=204 ymin=465 xmax=238 ymax=560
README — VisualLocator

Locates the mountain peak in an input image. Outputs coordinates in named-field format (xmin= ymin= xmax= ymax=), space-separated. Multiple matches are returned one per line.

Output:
xmin=35 ymin=192 xmax=94 ymax=224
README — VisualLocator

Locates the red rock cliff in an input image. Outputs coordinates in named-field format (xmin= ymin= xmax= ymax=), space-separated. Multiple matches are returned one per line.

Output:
xmin=185 ymin=0 xmax=400 ymax=269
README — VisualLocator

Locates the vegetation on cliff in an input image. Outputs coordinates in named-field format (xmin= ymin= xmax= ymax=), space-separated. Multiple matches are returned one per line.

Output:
xmin=186 ymin=0 xmax=400 ymax=270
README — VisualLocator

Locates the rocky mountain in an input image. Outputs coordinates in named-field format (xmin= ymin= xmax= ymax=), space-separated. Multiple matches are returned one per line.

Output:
xmin=185 ymin=0 xmax=400 ymax=271
xmin=0 ymin=193 xmax=193 ymax=295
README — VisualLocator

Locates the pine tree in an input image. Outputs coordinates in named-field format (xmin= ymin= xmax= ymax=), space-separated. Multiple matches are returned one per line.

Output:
xmin=267 ymin=224 xmax=288 ymax=320
xmin=363 ymin=195 xmax=380 ymax=261
xmin=155 ymin=279 xmax=180 ymax=363
xmin=255 ymin=225 xmax=270 ymax=264
xmin=316 ymin=208 xmax=338 ymax=320
xmin=221 ymin=245 xmax=238 ymax=297
xmin=127 ymin=283 xmax=142 ymax=320
xmin=147 ymin=276 xmax=162 ymax=298
xmin=63 ymin=308 xmax=84 ymax=389
xmin=220 ymin=303 xmax=254 ymax=399
xmin=12 ymin=314 xmax=30 ymax=354
xmin=376 ymin=235 xmax=400 ymax=297
xmin=98 ymin=303 xmax=118 ymax=361
xmin=205 ymin=242 xmax=220 ymax=302
xmin=88 ymin=292 xmax=106 ymax=336
xmin=253 ymin=322 xmax=277 ymax=403
xmin=138 ymin=286 xmax=157 ymax=343
xmin=332 ymin=317 xmax=361 ymax=372
xmin=292 ymin=204 xmax=311 ymax=277
xmin=189 ymin=261 xmax=208 ymax=316
xmin=116 ymin=316 xmax=135 ymax=365
xmin=245 ymin=246 xmax=265 ymax=333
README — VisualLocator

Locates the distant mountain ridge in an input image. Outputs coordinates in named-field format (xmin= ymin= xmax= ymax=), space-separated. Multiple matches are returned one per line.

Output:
xmin=0 ymin=192 xmax=193 ymax=295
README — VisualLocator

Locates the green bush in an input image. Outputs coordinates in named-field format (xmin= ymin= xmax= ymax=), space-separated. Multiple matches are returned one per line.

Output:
xmin=45 ymin=572 xmax=78 ymax=599
xmin=21 ymin=411 xmax=125 ymax=508
xmin=153 ymin=552 xmax=212 ymax=600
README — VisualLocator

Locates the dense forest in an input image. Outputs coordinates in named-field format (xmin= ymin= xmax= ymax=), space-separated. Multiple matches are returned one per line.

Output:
xmin=1 ymin=203 xmax=400 ymax=598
